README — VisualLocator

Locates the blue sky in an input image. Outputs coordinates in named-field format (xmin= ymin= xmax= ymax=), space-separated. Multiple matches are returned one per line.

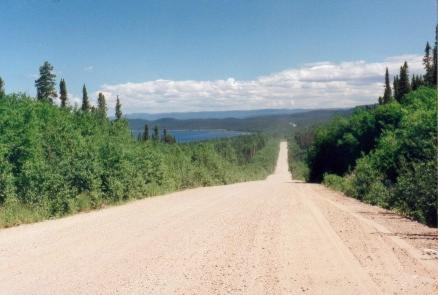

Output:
xmin=0 ymin=0 xmax=436 ymax=113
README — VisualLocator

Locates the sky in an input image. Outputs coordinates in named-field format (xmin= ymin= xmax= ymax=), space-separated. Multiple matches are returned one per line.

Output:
xmin=0 ymin=0 xmax=436 ymax=113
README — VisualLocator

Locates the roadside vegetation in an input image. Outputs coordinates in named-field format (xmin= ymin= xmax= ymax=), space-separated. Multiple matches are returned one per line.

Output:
xmin=288 ymin=29 xmax=438 ymax=226
xmin=0 ymin=67 xmax=279 ymax=228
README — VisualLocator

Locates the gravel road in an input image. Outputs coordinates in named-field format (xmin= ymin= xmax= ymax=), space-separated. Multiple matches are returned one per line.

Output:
xmin=1 ymin=142 xmax=437 ymax=294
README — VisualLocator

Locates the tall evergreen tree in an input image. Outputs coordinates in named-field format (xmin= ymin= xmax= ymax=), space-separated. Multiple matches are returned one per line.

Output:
xmin=81 ymin=84 xmax=90 ymax=111
xmin=393 ymin=76 xmax=400 ymax=102
xmin=115 ymin=96 xmax=122 ymax=120
xmin=423 ymin=42 xmax=433 ymax=85
xmin=0 ymin=76 xmax=5 ymax=97
xmin=397 ymin=62 xmax=411 ymax=102
xmin=142 ymin=124 xmax=149 ymax=141
xmin=433 ymin=24 xmax=438 ymax=86
xmin=35 ymin=61 xmax=57 ymax=103
xmin=97 ymin=92 xmax=107 ymax=117
xmin=162 ymin=128 xmax=168 ymax=142
xmin=59 ymin=78 xmax=68 ymax=108
xmin=382 ymin=67 xmax=392 ymax=103
xmin=153 ymin=125 xmax=159 ymax=141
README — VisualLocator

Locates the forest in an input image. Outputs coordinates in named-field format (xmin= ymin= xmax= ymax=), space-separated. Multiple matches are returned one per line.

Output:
xmin=0 ymin=85 xmax=279 ymax=227
xmin=288 ymin=30 xmax=438 ymax=226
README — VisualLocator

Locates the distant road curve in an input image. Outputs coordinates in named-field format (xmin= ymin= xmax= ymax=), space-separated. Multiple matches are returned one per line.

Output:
xmin=1 ymin=142 xmax=437 ymax=294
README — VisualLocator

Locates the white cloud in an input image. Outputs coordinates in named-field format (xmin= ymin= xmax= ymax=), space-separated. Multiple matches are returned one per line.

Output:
xmin=83 ymin=65 xmax=94 ymax=72
xmin=97 ymin=54 xmax=423 ymax=114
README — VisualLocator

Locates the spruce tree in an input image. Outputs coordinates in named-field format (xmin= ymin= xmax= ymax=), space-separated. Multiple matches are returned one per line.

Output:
xmin=433 ymin=24 xmax=438 ymax=86
xmin=423 ymin=42 xmax=433 ymax=85
xmin=81 ymin=84 xmax=90 ymax=111
xmin=382 ymin=67 xmax=392 ymax=103
xmin=35 ymin=61 xmax=57 ymax=103
xmin=59 ymin=78 xmax=68 ymax=108
xmin=115 ymin=96 xmax=122 ymax=120
xmin=0 ymin=77 xmax=5 ymax=97
xmin=142 ymin=124 xmax=149 ymax=141
xmin=397 ymin=62 xmax=411 ymax=102
xmin=153 ymin=125 xmax=159 ymax=141
xmin=97 ymin=92 xmax=107 ymax=117
xmin=393 ymin=76 xmax=400 ymax=102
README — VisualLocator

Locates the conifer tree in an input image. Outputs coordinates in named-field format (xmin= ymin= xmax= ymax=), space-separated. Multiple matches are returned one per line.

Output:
xmin=35 ymin=61 xmax=57 ymax=103
xmin=423 ymin=42 xmax=433 ymax=85
xmin=81 ymin=84 xmax=90 ymax=111
xmin=142 ymin=124 xmax=149 ymax=141
xmin=393 ymin=76 xmax=400 ymax=102
xmin=97 ymin=92 xmax=107 ymax=117
xmin=59 ymin=78 xmax=68 ymax=108
xmin=153 ymin=125 xmax=159 ymax=141
xmin=0 ymin=77 xmax=5 ymax=97
xmin=115 ymin=96 xmax=122 ymax=120
xmin=382 ymin=68 xmax=392 ymax=103
xmin=163 ymin=128 xmax=167 ymax=142
xmin=397 ymin=62 xmax=410 ymax=102
xmin=433 ymin=24 xmax=438 ymax=86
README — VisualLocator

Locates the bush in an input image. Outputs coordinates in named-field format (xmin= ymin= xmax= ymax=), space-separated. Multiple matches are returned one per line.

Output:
xmin=308 ymin=87 xmax=437 ymax=226
xmin=0 ymin=94 xmax=280 ymax=227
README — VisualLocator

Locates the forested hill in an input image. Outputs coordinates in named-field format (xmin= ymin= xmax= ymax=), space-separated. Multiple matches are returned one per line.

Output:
xmin=125 ymin=108 xmax=311 ymax=120
xmin=128 ymin=108 xmax=353 ymax=133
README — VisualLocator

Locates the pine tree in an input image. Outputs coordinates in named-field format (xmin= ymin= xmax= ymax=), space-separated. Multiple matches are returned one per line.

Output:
xmin=153 ymin=125 xmax=159 ymax=141
xmin=397 ymin=62 xmax=411 ymax=102
xmin=0 ymin=77 xmax=5 ymax=97
xmin=35 ymin=61 xmax=57 ymax=103
xmin=59 ymin=78 xmax=68 ymax=108
xmin=115 ymin=96 xmax=122 ymax=120
xmin=382 ymin=67 xmax=392 ymax=103
xmin=393 ymin=76 xmax=400 ymax=102
xmin=81 ymin=84 xmax=90 ymax=111
xmin=97 ymin=92 xmax=107 ymax=117
xmin=142 ymin=124 xmax=149 ymax=141
xmin=423 ymin=42 xmax=433 ymax=85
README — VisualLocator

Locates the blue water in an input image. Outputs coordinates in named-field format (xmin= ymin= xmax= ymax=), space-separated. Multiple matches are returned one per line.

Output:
xmin=133 ymin=129 xmax=248 ymax=143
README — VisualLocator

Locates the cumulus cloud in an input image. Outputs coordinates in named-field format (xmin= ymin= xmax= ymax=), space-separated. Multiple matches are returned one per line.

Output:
xmin=97 ymin=54 xmax=423 ymax=114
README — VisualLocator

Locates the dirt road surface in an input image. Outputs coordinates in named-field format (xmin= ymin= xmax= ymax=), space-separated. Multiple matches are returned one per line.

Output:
xmin=1 ymin=142 xmax=437 ymax=294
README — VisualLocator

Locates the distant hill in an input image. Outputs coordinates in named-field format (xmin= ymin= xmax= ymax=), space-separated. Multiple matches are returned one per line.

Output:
xmin=128 ymin=108 xmax=354 ymax=134
xmin=125 ymin=108 xmax=313 ymax=120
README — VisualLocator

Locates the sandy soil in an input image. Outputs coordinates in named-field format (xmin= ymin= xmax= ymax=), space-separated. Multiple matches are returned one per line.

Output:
xmin=0 ymin=142 xmax=437 ymax=294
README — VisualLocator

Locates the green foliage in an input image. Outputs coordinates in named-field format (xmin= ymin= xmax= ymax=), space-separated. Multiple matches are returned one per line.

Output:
xmin=396 ymin=62 xmax=411 ymax=102
xmin=97 ymin=92 xmax=107 ymax=117
xmin=287 ymin=135 xmax=310 ymax=181
xmin=309 ymin=87 xmax=437 ymax=225
xmin=0 ymin=94 xmax=279 ymax=227
xmin=0 ymin=77 xmax=5 ymax=97
xmin=323 ymin=174 xmax=355 ymax=196
xmin=382 ymin=67 xmax=392 ymax=103
xmin=59 ymin=79 xmax=68 ymax=108
xmin=115 ymin=96 xmax=122 ymax=120
xmin=81 ymin=84 xmax=90 ymax=112
xmin=35 ymin=61 xmax=57 ymax=103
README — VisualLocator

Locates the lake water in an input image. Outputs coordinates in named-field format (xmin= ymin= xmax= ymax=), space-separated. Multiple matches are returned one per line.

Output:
xmin=132 ymin=129 xmax=248 ymax=143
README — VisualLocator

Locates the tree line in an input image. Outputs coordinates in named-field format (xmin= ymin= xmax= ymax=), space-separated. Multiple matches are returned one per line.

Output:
xmin=379 ymin=26 xmax=437 ymax=104
xmin=0 ymin=61 xmax=178 ymax=144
